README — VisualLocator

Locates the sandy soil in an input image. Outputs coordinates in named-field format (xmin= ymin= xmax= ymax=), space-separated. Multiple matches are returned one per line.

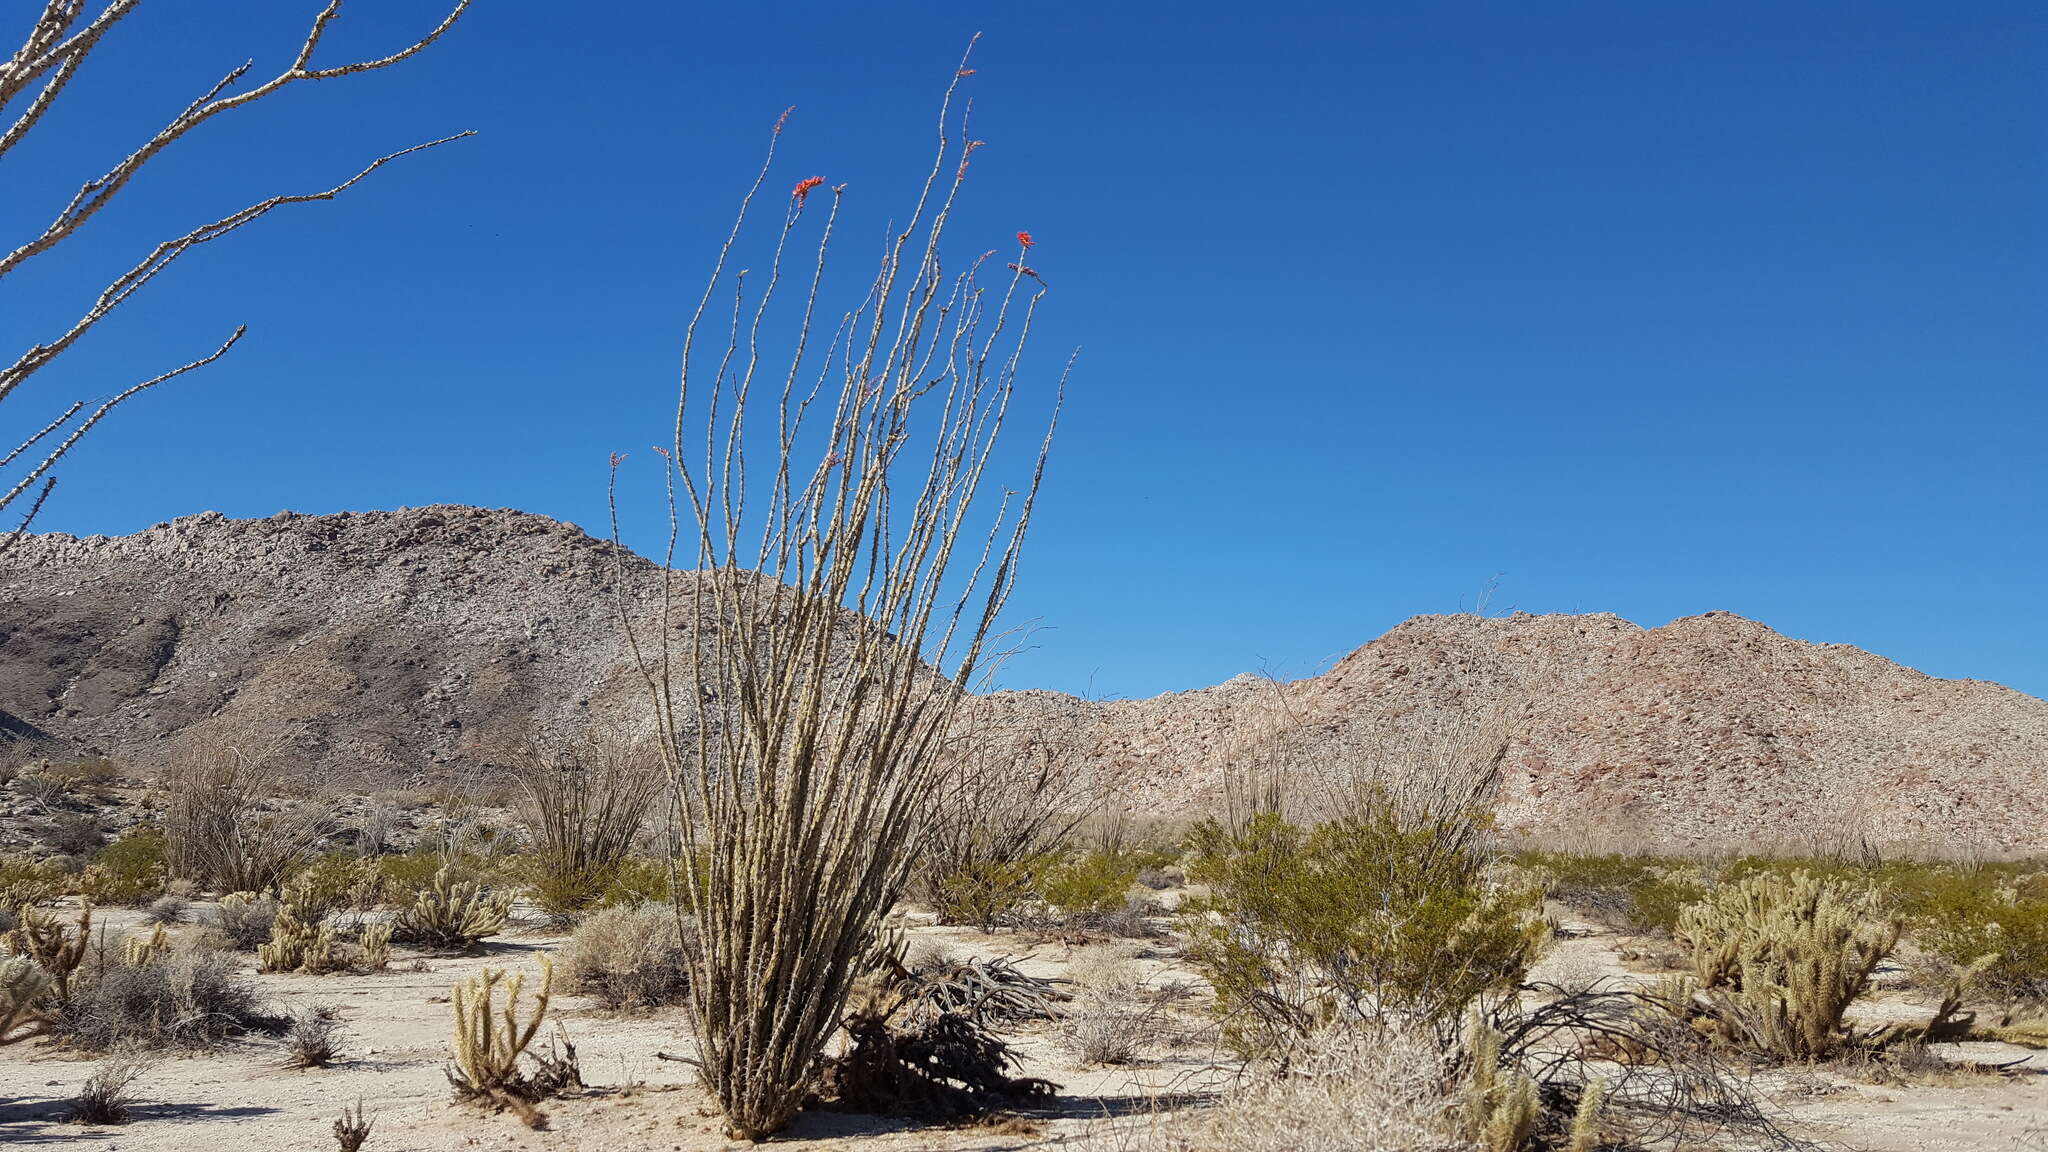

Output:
xmin=1 ymin=902 xmax=2042 ymax=1151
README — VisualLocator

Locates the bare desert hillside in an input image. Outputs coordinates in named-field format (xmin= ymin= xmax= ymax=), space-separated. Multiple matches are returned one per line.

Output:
xmin=3 ymin=506 xmax=2043 ymax=850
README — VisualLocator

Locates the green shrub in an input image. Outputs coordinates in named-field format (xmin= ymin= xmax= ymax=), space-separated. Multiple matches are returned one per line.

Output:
xmin=1184 ymin=806 xmax=1546 ymax=1062
xmin=600 ymin=855 xmax=676 ymax=908
xmin=926 ymin=859 xmax=1038 ymax=932
xmin=1036 ymin=850 xmax=1137 ymax=918
xmin=1517 ymin=851 xmax=1706 ymax=935
xmin=378 ymin=850 xmax=474 ymax=896
xmin=80 ymin=828 xmax=166 ymax=905
xmin=1909 ymin=870 xmax=2048 ymax=1008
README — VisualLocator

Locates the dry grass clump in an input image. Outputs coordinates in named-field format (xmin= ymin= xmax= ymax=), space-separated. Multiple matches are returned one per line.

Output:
xmin=67 ymin=1052 xmax=152 ymax=1125
xmin=1099 ymin=1024 xmax=1470 ymax=1152
xmin=286 ymin=1005 xmax=349 ymax=1068
xmin=560 ymin=903 xmax=690 ymax=1009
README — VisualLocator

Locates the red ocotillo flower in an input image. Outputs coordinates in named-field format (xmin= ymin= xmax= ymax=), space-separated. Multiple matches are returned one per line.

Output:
xmin=793 ymin=176 xmax=825 ymax=203
xmin=1016 ymin=231 xmax=1034 ymax=250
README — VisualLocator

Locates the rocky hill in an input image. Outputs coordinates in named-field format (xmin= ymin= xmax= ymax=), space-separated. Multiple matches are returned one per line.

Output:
xmin=4 ymin=506 xmax=2044 ymax=850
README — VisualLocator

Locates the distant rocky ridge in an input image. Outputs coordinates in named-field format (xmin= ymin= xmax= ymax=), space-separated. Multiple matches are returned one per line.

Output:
xmin=3 ymin=506 xmax=2044 ymax=850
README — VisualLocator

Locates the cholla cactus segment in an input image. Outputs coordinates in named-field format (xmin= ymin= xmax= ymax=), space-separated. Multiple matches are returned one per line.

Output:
xmin=358 ymin=923 xmax=393 ymax=972
xmin=395 ymin=867 xmax=511 ymax=950
xmin=1674 ymin=869 xmax=1902 ymax=1059
xmin=258 ymin=906 xmax=319 ymax=973
xmin=1464 ymin=1019 xmax=1539 ymax=1152
xmin=448 ymin=955 xmax=554 ymax=1093
xmin=6 ymin=904 xmax=90 ymax=1000
xmin=0 ymin=955 xmax=52 ymax=1044
xmin=123 ymin=925 xmax=169 ymax=967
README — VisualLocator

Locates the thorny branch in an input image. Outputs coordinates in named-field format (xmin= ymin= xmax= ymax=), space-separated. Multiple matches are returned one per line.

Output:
xmin=0 ymin=0 xmax=474 ymax=548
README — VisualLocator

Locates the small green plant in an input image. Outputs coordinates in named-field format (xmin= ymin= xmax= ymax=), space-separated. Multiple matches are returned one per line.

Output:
xmin=598 ymin=855 xmax=674 ymax=908
xmin=1184 ymin=804 xmax=1546 ymax=1062
xmin=1036 ymin=850 xmax=1138 ymax=918
xmin=80 ymin=827 xmax=167 ymax=906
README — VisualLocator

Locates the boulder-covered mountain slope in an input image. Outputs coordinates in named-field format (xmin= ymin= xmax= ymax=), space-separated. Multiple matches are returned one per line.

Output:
xmin=3 ymin=506 xmax=2042 ymax=850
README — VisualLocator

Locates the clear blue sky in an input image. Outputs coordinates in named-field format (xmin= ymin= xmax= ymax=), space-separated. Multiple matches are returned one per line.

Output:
xmin=6 ymin=2 xmax=2042 ymax=701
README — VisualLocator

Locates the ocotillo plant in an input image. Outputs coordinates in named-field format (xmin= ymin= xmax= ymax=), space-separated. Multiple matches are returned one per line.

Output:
xmin=614 ymin=41 xmax=1066 ymax=1139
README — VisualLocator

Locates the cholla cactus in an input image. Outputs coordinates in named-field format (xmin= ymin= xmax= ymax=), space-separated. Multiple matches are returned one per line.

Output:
xmin=448 ymin=955 xmax=553 ymax=1094
xmin=123 ymin=925 xmax=169 ymax=967
xmin=1674 ymin=869 xmax=1901 ymax=1059
xmin=1464 ymin=1020 xmax=1538 ymax=1152
xmin=259 ymin=906 xmax=322 ymax=973
xmin=6 ymin=904 xmax=90 ymax=1000
xmin=358 ymin=923 xmax=393 ymax=972
xmin=1 ymin=955 xmax=52 ymax=1044
xmin=395 ymin=868 xmax=511 ymax=951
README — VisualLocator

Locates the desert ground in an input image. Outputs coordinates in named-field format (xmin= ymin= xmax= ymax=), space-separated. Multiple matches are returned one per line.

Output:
xmin=4 ymin=891 xmax=2042 ymax=1152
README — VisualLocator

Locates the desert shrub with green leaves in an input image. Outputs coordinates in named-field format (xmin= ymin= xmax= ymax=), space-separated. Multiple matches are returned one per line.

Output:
xmin=1669 ymin=868 xmax=1901 ymax=1059
xmin=78 ymin=827 xmax=167 ymax=906
xmin=1517 ymin=851 xmax=1707 ymax=935
xmin=1036 ymin=850 xmax=1139 ymax=917
xmin=507 ymin=732 xmax=663 ymax=920
xmin=1906 ymin=868 xmax=2048 ymax=1011
xmin=600 ymin=855 xmax=675 ymax=907
xmin=1183 ymin=801 xmax=1546 ymax=1062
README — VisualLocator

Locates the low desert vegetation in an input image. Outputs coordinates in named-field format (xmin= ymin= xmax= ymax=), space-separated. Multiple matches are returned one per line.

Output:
xmin=504 ymin=731 xmax=664 ymax=920
xmin=559 ymin=902 xmax=690 ymax=1009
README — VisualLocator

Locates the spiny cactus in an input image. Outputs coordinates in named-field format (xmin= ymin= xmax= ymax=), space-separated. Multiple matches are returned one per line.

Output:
xmin=358 ymin=923 xmax=393 ymax=972
xmin=1465 ymin=1020 xmax=1539 ymax=1152
xmin=448 ymin=956 xmax=553 ymax=1097
xmin=1673 ymin=869 xmax=1902 ymax=1059
xmin=1565 ymin=1078 xmax=1606 ymax=1152
xmin=6 ymin=904 xmax=90 ymax=1000
xmin=1 ymin=955 xmax=52 ymax=1044
xmin=123 ymin=924 xmax=169 ymax=967
xmin=258 ymin=905 xmax=341 ymax=974
xmin=395 ymin=868 xmax=511 ymax=951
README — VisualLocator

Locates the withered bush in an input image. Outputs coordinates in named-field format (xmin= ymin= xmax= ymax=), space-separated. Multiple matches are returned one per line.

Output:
xmin=211 ymin=891 xmax=281 ymax=949
xmin=286 ymin=1005 xmax=348 ymax=1067
xmin=67 ymin=1053 xmax=152 ymax=1125
xmin=161 ymin=745 xmax=330 ymax=893
xmin=561 ymin=903 xmax=691 ymax=1009
xmin=507 ymin=731 xmax=663 ymax=919
xmin=60 ymin=944 xmax=267 ymax=1051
